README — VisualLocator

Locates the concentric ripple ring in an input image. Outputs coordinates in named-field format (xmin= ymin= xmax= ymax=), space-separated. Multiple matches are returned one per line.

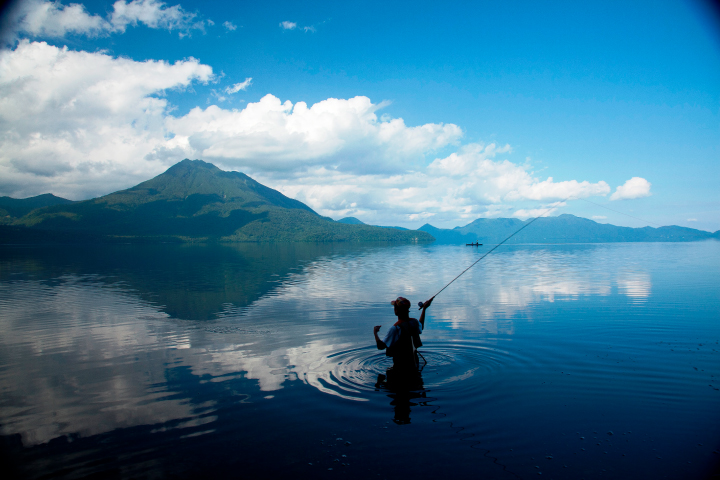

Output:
xmin=301 ymin=341 xmax=533 ymax=402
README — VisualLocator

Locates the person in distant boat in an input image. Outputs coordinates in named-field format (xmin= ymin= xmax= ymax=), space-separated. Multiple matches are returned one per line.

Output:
xmin=373 ymin=296 xmax=434 ymax=375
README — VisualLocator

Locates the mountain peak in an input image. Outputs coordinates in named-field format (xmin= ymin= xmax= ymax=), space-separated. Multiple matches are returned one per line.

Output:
xmin=102 ymin=159 xmax=316 ymax=214
xmin=165 ymin=159 xmax=222 ymax=175
xmin=8 ymin=159 xmax=435 ymax=243
xmin=337 ymin=217 xmax=365 ymax=225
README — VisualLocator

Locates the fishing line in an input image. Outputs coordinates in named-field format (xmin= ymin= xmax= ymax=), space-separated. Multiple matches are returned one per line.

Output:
xmin=406 ymin=195 xmax=665 ymax=477
xmin=419 ymin=198 xmax=569 ymax=309
xmin=577 ymin=197 xmax=663 ymax=227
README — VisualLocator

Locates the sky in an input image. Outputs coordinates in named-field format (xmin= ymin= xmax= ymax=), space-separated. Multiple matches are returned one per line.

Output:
xmin=0 ymin=0 xmax=718 ymax=231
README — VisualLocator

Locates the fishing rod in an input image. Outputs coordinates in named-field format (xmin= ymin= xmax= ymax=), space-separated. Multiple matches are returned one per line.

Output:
xmin=418 ymin=198 xmax=568 ymax=310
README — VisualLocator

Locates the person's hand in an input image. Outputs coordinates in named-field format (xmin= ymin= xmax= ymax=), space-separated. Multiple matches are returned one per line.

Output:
xmin=373 ymin=325 xmax=381 ymax=334
xmin=422 ymin=296 xmax=434 ymax=309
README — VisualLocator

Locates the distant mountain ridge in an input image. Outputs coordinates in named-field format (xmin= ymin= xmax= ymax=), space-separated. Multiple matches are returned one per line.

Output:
xmin=0 ymin=193 xmax=72 ymax=222
xmin=337 ymin=216 xmax=407 ymax=230
xmin=1 ymin=160 xmax=717 ymax=244
xmin=2 ymin=160 xmax=434 ymax=243
xmin=420 ymin=214 xmax=717 ymax=244
xmin=337 ymin=217 xmax=365 ymax=225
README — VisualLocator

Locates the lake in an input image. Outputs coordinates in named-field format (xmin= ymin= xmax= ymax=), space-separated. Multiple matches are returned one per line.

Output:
xmin=0 ymin=241 xmax=718 ymax=479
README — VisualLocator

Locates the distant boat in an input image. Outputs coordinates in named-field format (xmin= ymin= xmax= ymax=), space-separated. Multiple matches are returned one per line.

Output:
xmin=466 ymin=242 xmax=483 ymax=246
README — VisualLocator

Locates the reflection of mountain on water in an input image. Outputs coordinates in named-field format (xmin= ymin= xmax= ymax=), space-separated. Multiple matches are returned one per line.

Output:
xmin=0 ymin=243 xmax=374 ymax=320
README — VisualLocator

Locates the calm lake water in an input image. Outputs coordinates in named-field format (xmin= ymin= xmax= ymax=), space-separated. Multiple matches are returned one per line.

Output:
xmin=1 ymin=241 xmax=718 ymax=479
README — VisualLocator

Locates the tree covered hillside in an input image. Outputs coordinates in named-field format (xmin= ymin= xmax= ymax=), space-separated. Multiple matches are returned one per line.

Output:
xmin=6 ymin=160 xmax=434 ymax=243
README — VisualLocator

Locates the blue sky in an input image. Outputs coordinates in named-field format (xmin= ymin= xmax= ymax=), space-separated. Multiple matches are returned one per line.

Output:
xmin=1 ymin=0 xmax=718 ymax=230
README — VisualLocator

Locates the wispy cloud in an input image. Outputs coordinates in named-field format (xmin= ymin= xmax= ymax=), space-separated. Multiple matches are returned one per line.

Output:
xmin=4 ymin=0 xmax=206 ymax=41
xmin=110 ymin=0 xmax=204 ymax=35
xmin=222 ymin=21 xmax=237 ymax=31
xmin=592 ymin=215 xmax=607 ymax=220
xmin=279 ymin=20 xmax=318 ymax=32
xmin=210 ymin=89 xmax=226 ymax=102
xmin=225 ymin=77 xmax=252 ymax=94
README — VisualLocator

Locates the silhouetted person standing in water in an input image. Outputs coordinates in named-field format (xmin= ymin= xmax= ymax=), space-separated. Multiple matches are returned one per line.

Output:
xmin=374 ymin=296 xmax=434 ymax=378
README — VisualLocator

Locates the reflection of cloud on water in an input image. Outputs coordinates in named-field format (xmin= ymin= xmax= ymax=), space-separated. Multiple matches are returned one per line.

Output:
xmin=0 ymin=276 xmax=369 ymax=447
xmin=0 ymin=278 xmax=206 ymax=446
xmin=218 ymin=244 xmax=652 ymax=333
xmin=202 ymin=341 xmax=355 ymax=396
xmin=348 ymin=247 xmax=648 ymax=328
xmin=0 ymin=245 xmax=657 ymax=445
xmin=197 ymin=339 xmax=379 ymax=402
xmin=531 ymin=280 xmax=611 ymax=302
xmin=616 ymin=272 xmax=652 ymax=301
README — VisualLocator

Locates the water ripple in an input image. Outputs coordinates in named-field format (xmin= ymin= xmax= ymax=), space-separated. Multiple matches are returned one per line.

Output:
xmin=301 ymin=341 xmax=533 ymax=402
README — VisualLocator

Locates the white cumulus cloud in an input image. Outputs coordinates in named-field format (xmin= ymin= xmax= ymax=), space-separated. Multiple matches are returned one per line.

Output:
xmin=427 ymin=144 xmax=610 ymax=203
xmin=610 ymin=177 xmax=652 ymax=201
xmin=4 ymin=0 xmax=205 ymax=41
xmin=0 ymin=40 xmax=213 ymax=199
xmin=225 ymin=77 xmax=252 ymax=94
xmin=164 ymin=94 xmax=463 ymax=174
xmin=0 ymin=41 xmax=637 ymax=228
xmin=258 ymin=143 xmax=609 ymax=227
xmin=222 ymin=21 xmax=237 ymax=31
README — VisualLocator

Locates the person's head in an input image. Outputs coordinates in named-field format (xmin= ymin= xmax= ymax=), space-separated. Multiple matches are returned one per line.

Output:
xmin=391 ymin=296 xmax=411 ymax=317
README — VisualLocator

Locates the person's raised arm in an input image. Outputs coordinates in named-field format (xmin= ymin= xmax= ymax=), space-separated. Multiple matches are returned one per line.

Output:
xmin=418 ymin=296 xmax=434 ymax=329
xmin=373 ymin=325 xmax=386 ymax=350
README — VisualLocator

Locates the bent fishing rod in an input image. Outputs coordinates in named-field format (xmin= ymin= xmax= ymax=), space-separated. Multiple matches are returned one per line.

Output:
xmin=418 ymin=198 xmax=568 ymax=310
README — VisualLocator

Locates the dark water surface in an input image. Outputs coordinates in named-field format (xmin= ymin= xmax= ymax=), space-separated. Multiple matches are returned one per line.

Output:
xmin=1 ymin=242 xmax=718 ymax=479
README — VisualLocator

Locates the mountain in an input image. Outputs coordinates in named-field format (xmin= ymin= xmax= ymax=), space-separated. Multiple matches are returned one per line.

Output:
xmin=337 ymin=217 xmax=365 ymax=224
xmin=4 ymin=160 xmax=435 ymax=243
xmin=3 ymin=161 xmax=715 ymax=245
xmin=421 ymin=214 xmax=716 ymax=244
xmin=336 ymin=216 xmax=407 ymax=230
xmin=0 ymin=193 xmax=73 ymax=223
xmin=417 ymin=223 xmax=478 ymax=243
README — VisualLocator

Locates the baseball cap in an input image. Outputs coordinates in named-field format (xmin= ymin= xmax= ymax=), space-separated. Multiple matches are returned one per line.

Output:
xmin=390 ymin=296 xmax=411 ymax=309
